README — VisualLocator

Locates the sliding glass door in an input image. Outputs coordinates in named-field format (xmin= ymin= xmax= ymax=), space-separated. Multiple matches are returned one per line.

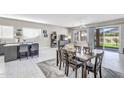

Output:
xmin=94 ymin=27 xmax=119 ymax=52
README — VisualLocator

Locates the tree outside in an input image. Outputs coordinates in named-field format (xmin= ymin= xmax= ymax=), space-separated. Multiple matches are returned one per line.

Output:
xmin=105 ymin=38 xmax=111 ymax=43
xmin=99 ymin=33 xmax=119 ymax=48
xmin=113 ymin=38 xmax=119 ymax=46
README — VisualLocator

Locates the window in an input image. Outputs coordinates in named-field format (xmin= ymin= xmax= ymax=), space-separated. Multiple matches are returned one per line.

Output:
xmin=0 ymin=26 xmax=14 ymax=39
xmin=23 ymin=28 xmax=41 ymax=39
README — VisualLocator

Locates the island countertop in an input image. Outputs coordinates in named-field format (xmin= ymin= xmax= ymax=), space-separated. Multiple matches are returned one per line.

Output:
xmin=4 ymin=43 xmax=20 ymax=47
xmin=3 ymin=42 xmax=38 ymax=47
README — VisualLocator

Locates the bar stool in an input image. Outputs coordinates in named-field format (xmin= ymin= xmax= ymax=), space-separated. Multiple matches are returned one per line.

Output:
xmin=18 ymin=44 xmax=29 ymax=60
xmin=30 ymin=43 xmax=39 ymax=57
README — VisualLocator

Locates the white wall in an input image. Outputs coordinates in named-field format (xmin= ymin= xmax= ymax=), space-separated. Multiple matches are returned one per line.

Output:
xmin=0 ymin=17 xmax=68 ymax=48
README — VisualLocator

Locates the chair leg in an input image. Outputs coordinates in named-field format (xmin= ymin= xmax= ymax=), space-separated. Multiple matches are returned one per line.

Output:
xmin=66 ymin=66 xmax=69 ymax=76
xmin=75 ymin=68 xmax=77 ymax=78
xmin=99 ymin=68 xmax=102 ymax=78
xmin=94 ymin=72 xmax=97 ymax=78
xmin=59 ymin=61 xmax=62 ymax=70
xmin=65 ymin=63 xmax=68 ymax=75
xmin=82 ymin=66 xmax=83 ymax=78
xmin=88 ymin=70 xmax=89 ymax=74
xmin=19 ymin=53 xmax=21 ymax=61
xmin=26 ymin=52 xmax=28 ymax=59
xmin=30 ymin=52 xmax=32 ymax=58
xmin=63 ymin=62 xmax=64 ymax=67
xmin=31 ymin=53 xmax=33 ymax=58
xmin=37 ymin=51 xmax=39 ymax=57
xmin=56 ymin=51 xmax=59 ymax=66
xmin=65 ymin=65 xmax=67 ymax=74
xmin=73 ymin=68 xmax=74 ymax=71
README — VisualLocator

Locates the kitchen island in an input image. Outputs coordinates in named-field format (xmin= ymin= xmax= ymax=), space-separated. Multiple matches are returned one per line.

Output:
xmin=3 ymin=43 xmax=39 ymax=62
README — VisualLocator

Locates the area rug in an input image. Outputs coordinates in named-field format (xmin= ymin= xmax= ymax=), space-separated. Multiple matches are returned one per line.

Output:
xmin=37 ymin=59 xmax=124 ymax=78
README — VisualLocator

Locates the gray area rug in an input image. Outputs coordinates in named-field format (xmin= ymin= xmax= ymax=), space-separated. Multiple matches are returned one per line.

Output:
xmin=37 ymin=59 xmax=124 ymax=78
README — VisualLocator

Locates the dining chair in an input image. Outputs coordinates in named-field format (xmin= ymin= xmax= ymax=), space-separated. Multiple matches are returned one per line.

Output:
xmin=18 ymin=44 xmax=29 ymax=60
xmin=59 ymin=48 xmax=68 ymax=75
xmin=83 ymin=47 xmax=92 ymax=55
xmin=87 ymin=51 xmax=104 ymax=78
xmin=66 ymin=50 xmax=83 ymax=78
xmin=30 ymin=43 xmax=39 ymax=57
xmin=74 ymin=45 xmax=81 ymax=53
xmin=83 ymin=47 xmax=93 ymax=65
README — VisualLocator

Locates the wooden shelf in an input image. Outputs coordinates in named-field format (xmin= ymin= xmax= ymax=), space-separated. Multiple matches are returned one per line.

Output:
xmin=50 ymin=32 xmax=57 ymax=48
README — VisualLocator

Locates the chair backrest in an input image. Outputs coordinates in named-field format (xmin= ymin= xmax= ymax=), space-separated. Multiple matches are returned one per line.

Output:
xmin=19 ymin=44 xmax=29 ymax=53
xmin=31 ymin=43 xmax=39 ymax=51
xmin=94 ymin=51 xmax=104 ymax=72
xmin=74 ymin=45 xmax=81 ymax=52
xmin=67 ymin=50 xmax=76 ymax=64
xmin=58 ymin=40 xmax=65 ymax=50
xmin=83 ymin=47 xmax=92 ymax=55
xmin=60 ymin=48 xmax=68 ymax=63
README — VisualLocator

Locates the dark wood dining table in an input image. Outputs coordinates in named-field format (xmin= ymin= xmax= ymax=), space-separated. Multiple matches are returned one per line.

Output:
xmin=56 ymin=48 xmax=103 ymax=78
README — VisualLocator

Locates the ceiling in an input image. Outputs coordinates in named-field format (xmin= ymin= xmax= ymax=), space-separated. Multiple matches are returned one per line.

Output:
xmin=0 ymin=14 xmax=124 ymax=27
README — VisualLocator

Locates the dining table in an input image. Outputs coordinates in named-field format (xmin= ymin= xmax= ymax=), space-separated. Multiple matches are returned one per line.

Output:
xmin=56 ymin=44 xmax=103 ymax=78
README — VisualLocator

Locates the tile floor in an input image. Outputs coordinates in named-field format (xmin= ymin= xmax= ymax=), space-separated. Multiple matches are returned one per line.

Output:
xmin=0 ymin=47 xmax=124 ymax=78
xmin=102 ymin=51 xmax=124 ymax=73
xmin=0 ymin=47 xmax=56 ymax=78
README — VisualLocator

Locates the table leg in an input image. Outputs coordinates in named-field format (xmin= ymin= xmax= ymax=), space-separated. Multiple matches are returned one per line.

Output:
xmin=56 ymin=50 xmax=59 ymax=66
xmin=82 ymin=65 xmax=84 ymax=78
xmin=83 ymin=62 xmax=87 ymax=78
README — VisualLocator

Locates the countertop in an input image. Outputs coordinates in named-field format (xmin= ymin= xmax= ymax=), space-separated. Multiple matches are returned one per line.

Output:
xmin=3 ymin=42 xmax=38 ymax=47
xmin=4 ymin=43 xmax=20 ymax=47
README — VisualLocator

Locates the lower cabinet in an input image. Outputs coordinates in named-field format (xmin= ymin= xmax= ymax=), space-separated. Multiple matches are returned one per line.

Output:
xmin=4 ymin=46 xmax=18 ymax=62
xmin=0 ymin=44 xmax=4 ymax=55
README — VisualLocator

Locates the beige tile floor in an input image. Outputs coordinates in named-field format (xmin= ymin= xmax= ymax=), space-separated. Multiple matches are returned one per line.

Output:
xmin=0 ymin=47 xmax=124 ymax=78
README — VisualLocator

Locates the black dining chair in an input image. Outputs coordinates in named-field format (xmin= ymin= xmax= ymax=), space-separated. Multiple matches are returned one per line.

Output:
xmin=66 ymin=50 xmax=83 ymax=78
xmin=30 ymin=43 xmax=39 ymax=57
xmin=87 ymin=51 xmax=104 ymax=78
xmin=18 ymin=44 xmax=29 ymax=60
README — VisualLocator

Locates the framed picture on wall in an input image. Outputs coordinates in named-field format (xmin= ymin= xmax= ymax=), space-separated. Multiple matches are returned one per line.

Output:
xmin=43 ymin=30 xmax=48 ymax=37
